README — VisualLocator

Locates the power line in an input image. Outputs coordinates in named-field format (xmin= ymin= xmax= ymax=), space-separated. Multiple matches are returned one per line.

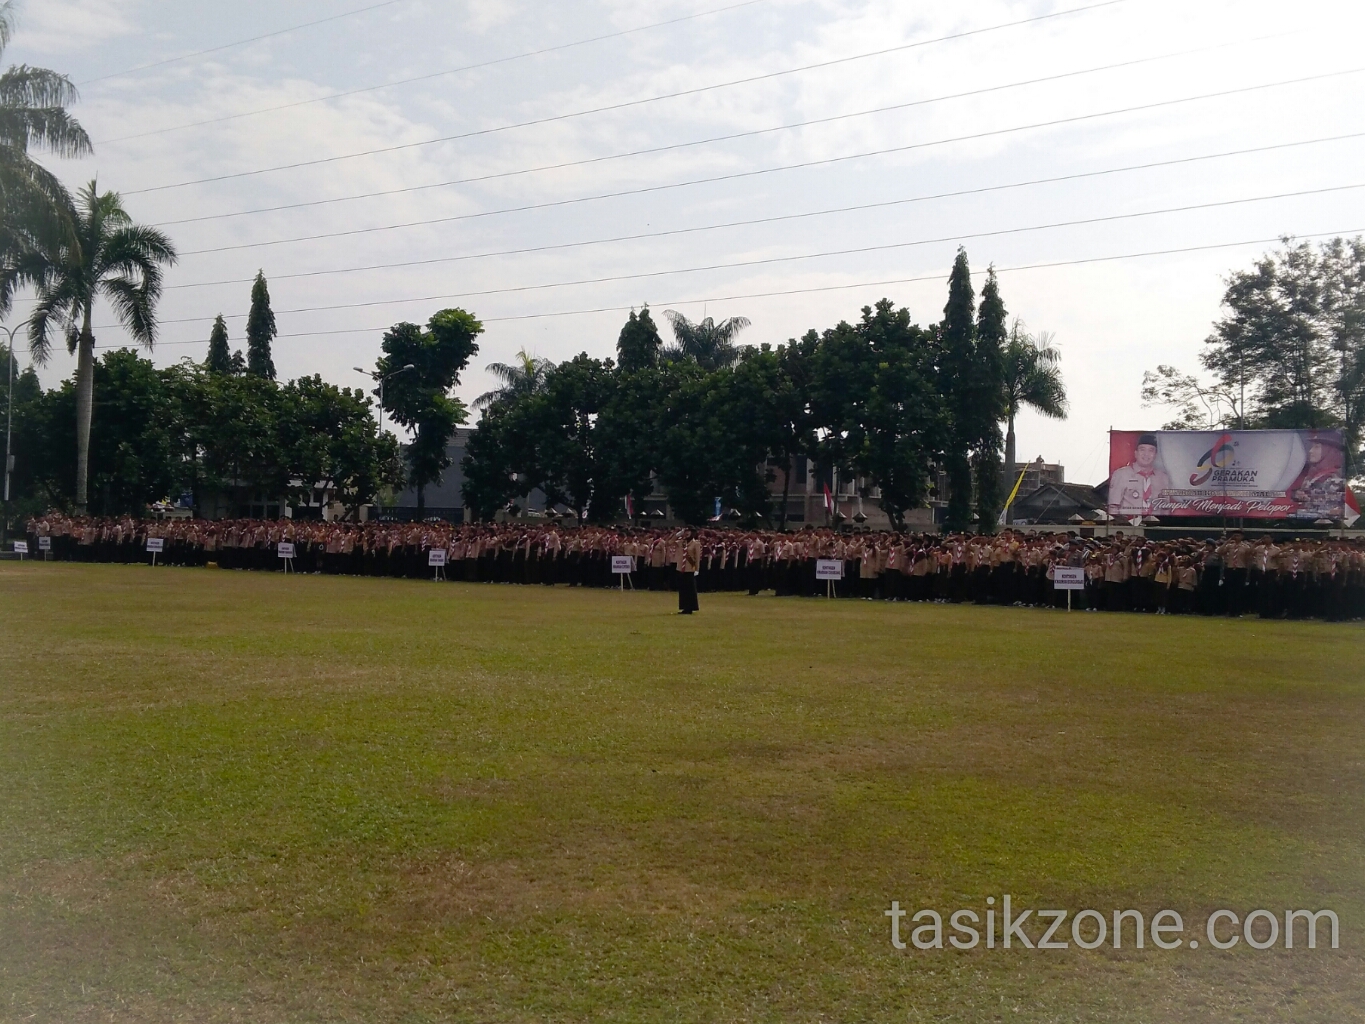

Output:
xmin=77 ymin=0 xmax=409 ymax=86
xmin=123 ymin=0 xmax=1128 ymax=196
xmin=153 ymin=32 xmax=1287 ymax=231
xmin=162 ymin=131 xmax=1365 ymax=291
xmin=88 ymin=227 xmax=1365 ymax=349
xmin=94 ymin=0 xmax=771 ymax=144
xmin=166 ymin=67 xmax=1365 ymax=256
xmin=114 ymin=183 xmax=1365 ymax=329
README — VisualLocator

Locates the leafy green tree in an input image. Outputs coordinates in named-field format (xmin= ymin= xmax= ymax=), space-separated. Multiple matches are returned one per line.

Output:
xmin=245 ymin=270 xmax=276 ymax=379
xmin=0 ymin=337 xmax=44 ymax=516
xmin=23 ymin=181 xmax=176 ymax=513
xmin=0 ymin=2 xmax=91 ymax=314
xmin=593 ymin=363 xmax=669 ymax=516
xmin=1200 ymin=237 xmax=1365 ymax=476
xmin=205 ymin=313 xmax=232 ymax=373
xmin=662 ymin=310 xmax=750 ymax=370
xmin=851 ymin=300 xmax=949 ymax=529
xmin=461 ymin=400 xmax=521 ymax=521
xmin=378 ymin=308 xmax=482 ymax=513
xmin=24 ymin=349 xmax=182 ymax=514
xmin=1001 ymin=319 xmax=1067 ymax=471
xmin=616 ymin=305 xmax=662 ymax=372
xmin=768 ymin=340 xmax=816 ymax=529
xmin=972 ymin=266 xmax=1008 ymax=531
xmin=938 ymin=247 xmax=977 ymax=531
xmin=529 ymin=354 xmax=612 ymax=519
xmin=279 ymin=375 xmax=402 ymax=518
xmin=193 ymin=369 xmax=289 ymax=508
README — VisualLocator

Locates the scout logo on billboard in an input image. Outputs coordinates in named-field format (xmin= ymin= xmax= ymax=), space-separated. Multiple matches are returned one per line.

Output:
xmin=1108 ymin=429 xmax=1346 ymax=519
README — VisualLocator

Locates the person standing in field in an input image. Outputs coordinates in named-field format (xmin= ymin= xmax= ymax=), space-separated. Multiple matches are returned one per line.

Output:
xmin=677 ymin=530 xmax=701 ymax=614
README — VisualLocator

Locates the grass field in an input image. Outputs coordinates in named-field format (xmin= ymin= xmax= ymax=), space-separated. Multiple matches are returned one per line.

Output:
xmin=1 ymin=563 xmax=1362 ymax=1023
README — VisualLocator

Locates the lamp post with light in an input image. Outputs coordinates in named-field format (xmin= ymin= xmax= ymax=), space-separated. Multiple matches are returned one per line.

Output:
xmin=2 ymin=323 xmax=19 ymax=537
xmin=354 ymin=363 xmax=416 ymax=436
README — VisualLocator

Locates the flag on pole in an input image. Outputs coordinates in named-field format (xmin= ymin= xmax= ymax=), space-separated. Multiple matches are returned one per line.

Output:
xmin=823 ymin=484 xmax=833 ymax=513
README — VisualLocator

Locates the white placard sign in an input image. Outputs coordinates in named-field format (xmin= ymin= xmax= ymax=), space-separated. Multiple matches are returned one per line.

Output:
xmin=1052 ymin=567 xmax=1086 ymax=591
xmin=277 ymin=542 xmax=296 ymax=559
xmin=611 ymin=555 xmax=634 ymax=574
xmin=428 ymin=548 xmax=447 ymax=567
xmin=13 ymin=540 xmax=28 ymax=555
xmin=38 ymin=536 xmax=51 ymax=550
xmin=146 ymin=537 xmax=165 ymax=553
xmin=815 ymin=558 xmax=844 ymax=581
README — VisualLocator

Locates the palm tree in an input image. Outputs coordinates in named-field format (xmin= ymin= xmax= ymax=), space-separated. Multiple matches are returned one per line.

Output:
xmin=474 ymin=348 xmax=554 ymax=409
xmin=1001 ymin=319 xmax=1067 ymax=470
xmin=661 ymin=310 xmax=750 ymax=370
xmin=24 ymin=181 xmax=177 ymax=512
xmin=0 ymin=1 xmax=92 ymax=316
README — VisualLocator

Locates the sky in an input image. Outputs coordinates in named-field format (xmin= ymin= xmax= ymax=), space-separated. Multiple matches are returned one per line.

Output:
xmin=5 ymin=0 xmax=1365 ymax=485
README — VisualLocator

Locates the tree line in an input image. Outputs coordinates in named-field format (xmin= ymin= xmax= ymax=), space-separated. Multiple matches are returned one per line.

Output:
xmin=463 ymin=249 xmax=1067 ymax=530
xmin=1143 ymin=236 xmax=1365 ymax=473
xmin=0 ymin=337 xmax=404 ymax=518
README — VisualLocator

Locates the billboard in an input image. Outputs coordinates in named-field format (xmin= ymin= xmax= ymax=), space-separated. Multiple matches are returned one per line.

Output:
xmin=1107 ymin=429 xmax=1346 ymax=520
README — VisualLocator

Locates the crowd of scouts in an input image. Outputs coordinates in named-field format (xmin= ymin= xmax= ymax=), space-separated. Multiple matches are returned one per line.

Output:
xmin=19 ymin=513 xmax=1365 ymax=622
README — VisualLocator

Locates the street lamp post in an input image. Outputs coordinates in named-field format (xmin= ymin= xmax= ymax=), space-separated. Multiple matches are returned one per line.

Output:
xmin=354 ymin=363 xmax=417 ymax=436
xmin=3 ymin=323 xmax=18 ymax=511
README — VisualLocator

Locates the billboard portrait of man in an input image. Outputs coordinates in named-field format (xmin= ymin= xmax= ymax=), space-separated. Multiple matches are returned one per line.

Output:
xmin=1108 ymin=433 xmax=1172 ymax=517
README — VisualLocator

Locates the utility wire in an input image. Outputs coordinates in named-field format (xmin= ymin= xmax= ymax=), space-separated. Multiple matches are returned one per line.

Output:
xmin=77 ymin=0 xmax=409 ymax=86
xmin=87 ymin=227 xmax=1365 ymax=348
xmin=165 ymin=67 xmax=1365 ymax=256
xmin=95 ymin=0 xmax=771 ymax=143
xmin=111 ymin=183 xmax=1365 ymax=329
xmin=162 ymin=131 xmax=1365 ymax=291
xmin=152 ymin=31 xmax=1289 ymax=230
xmin=123 ymin=0 xmax=1128 ymax=195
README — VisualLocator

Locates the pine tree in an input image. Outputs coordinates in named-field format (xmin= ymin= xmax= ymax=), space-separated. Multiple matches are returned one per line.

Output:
xmin=940 ymin=247 xmax=977 ymax=532
xmin=245 ymin=270 xmax=277 ymax=379
xmin=973 ymin=266 xmax=1008 ymax=531
xmin=616 ymin=305 xmax=663 ymax=372
xmin=205 ymin=314 xmax=232 ymax=373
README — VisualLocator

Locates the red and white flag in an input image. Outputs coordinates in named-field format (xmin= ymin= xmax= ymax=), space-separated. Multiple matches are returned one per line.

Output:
xmin=823 ymin=484 xmax=833 ymax=512
xmin=1345 ymin=486 xmax=1361 ymax=528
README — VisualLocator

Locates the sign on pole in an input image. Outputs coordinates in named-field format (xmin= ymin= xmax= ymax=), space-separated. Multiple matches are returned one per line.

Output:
xmin=146 ymin=536 xmax=164 ymax=566
xmin=612 ymin=554 xmax=634 ymax=590
xmin=815 ymin=558 xmax=844 ymax=580
xmin=38 ymin=536 xmax=51 ymax=550
xmin=1052 ymin=567 xmax=1085 ymax=590
xmin=277 ymin=542 xmax=296 ymax=559
xmin=428 ymin=546 xmax=447 ymax=580
xmin=13 ymin=540 xmax=28 ymax=557
xmin=1053 ymin=565 xmax=1085 ymax=612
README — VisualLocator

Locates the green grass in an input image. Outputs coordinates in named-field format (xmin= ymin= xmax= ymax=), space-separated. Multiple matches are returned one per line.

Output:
xmin=1 ymin=563 xmax=1362 ymax=1023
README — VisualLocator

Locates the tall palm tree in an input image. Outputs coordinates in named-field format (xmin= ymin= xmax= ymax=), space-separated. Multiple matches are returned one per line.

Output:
xmin=474 ymin=348 xmax=553 ymax=409
xmin=661 ymin=310 xmax=750 ymax=370
xmin=24 ymin=181 xmax=177 ymax=512
xmin=0 ymin=1 xmax=92 ymax=316
xmin=1001 ymin=319 xmax=1067 ymax=470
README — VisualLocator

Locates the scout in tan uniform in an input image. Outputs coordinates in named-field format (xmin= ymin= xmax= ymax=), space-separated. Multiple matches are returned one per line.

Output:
xmin=677 ymin=531 xmax=701 ymax=614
